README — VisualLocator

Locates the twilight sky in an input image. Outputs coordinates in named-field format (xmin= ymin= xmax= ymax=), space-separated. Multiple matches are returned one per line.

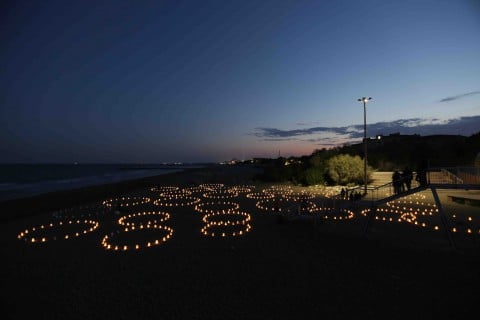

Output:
xmin=1 ymin=0 xmax=479 ymax=163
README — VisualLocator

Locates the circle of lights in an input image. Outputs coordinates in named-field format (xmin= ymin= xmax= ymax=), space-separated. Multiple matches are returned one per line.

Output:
xmin=17 ymin=219 xmax=100 ymax=243
xmin=101 ymin=224 xmax=174 ymax=251
xmin=201 ymin=211 xmax=252 ymax=237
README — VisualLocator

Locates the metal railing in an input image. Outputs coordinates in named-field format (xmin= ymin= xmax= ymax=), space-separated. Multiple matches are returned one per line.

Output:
xmin=431 ymin=167 xmax=480 ymax=185
xmin=333 ymin=167 xmax=480 ymax=203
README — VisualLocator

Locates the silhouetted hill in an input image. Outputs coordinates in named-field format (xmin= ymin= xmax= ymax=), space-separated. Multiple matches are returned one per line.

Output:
xmin=251 ymin=132 xmax=480 ymax=185
xmin=327 ymin=132 xmax=480 ymax=170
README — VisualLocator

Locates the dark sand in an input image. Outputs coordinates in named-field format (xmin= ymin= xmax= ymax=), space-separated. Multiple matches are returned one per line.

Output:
xmin=2 ymin=165 xmax=479 ymax=319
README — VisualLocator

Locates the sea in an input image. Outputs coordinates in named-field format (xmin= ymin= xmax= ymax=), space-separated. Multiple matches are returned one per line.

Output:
xmin=0 ymin=163 xmax=203 ymax=202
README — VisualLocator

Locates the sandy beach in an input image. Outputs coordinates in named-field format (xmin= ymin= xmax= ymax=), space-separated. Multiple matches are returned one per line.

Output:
xmin=2 ymin=165 xmax=479 ymax=319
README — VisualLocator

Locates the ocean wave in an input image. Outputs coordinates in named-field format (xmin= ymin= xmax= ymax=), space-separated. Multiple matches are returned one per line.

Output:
xmin=0 ymin=167 xmax=190 ymax=202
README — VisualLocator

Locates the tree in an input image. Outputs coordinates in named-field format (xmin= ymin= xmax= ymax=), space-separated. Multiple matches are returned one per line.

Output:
xmin=325 ymin=154 xmax=369 ymax=185
xmin=303 ymin=166 xmax=325 ymax=185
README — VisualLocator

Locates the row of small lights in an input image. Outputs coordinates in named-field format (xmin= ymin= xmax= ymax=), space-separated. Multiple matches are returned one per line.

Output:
xmin=246 ymin=192 xmax=274 ymax=200
xmin=102 ymin=196 xmax=151 ymax=208
xmin=51 ymin=205 xmax=106 ymax=220
xmin=17 ymin=219 xmax=99 ymax=243
xmin=200 ymin=183 xmax=225 ymax=190
xmin=118 ymin=211 xmax=171 ymax=227
xmin=281 ymin=192 xmax=316 ymax=202
xmin=256 ymin=198 xmax=318 ymax=214
xmin=150 ymin=186 xmax=179 ymax=193
xmin=229 ymin=185 xmax=255 ymax=194
xmin=262 ymin=185 xmax=293 ymax=195
xmin=153 ymin=196 xmax=201 ymax=207
xmin=202 ymin=190 xmax=239 ymax=200
xmin=194 ymin=201 xmax=240 ymax=214
xmin=316 ymin=207 xmax=355 ymax=220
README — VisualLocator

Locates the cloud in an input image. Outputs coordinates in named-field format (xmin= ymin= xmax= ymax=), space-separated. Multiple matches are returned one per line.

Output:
xmin=262 ymin=138 xmax=299 ymax=142
xmin=296 ymin=121 xmax=320 ymax=126
xmin=439 ymin=91 xmax=480 ymax=102
xmin=253 ymin=115 xmax=480 ymax=148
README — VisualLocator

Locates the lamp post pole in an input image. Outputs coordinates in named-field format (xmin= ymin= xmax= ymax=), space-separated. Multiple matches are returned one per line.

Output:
xmin=357 ymin=97 xmax=372 ymax=195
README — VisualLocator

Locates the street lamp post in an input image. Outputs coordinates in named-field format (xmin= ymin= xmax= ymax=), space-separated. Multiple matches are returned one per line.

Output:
xmin=357 ymin=97 xmax=372 ymax=195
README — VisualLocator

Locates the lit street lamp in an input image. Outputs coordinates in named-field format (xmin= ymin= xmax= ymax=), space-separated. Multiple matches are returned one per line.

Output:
xmin=357 ymin=97 xmax=372 ymax=195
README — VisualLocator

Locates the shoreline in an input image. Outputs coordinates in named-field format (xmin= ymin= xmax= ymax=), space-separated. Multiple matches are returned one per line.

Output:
xmin=0 ymin=165 xmax=261 ymax=224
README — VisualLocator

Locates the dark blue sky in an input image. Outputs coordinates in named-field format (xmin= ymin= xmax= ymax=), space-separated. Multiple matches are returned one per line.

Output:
xmin=1 ymin=0 xmax=479 ymax=163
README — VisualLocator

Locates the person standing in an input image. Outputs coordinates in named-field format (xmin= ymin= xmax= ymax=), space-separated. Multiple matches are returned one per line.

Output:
xmin=392 ymin=170 xmax=401 ymax=194
xmin=402 ymin=167 xmax=413 ymax=191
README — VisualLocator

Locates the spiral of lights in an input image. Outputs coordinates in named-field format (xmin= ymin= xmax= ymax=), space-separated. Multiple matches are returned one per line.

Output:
xmin=17 ymin=219 xmax=100 ymax=243
xmin=194 ymin=201 xmax=240 ymax=214
xmin=102 ymin=196 xmax=151 ymax=208
xmin=201 ymin=211 xmax=252 ymax=237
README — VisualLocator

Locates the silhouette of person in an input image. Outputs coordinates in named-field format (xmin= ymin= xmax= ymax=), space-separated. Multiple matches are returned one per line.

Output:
xmin=340 ymin=188 xmax=346 ymax=199
xmin=415 ymin=161 xmax=428 ymax=187
xmin=392 ymin=170 xmax=402 ymax=194
xmin=402 ymin=167 xmax=413 ymax=191
xmin=416 ymin=170 xmax=427 ymax=187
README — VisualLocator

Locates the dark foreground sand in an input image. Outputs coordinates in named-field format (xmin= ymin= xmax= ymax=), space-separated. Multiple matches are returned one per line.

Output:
xmin=1 ymin=165 xmax=479 ymax=319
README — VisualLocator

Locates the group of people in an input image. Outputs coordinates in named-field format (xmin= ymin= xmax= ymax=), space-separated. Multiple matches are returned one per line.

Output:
xmin=392 ymin=167 xmax=428 ymax=195
xmin=392 ymin=167 xmax=413 ymax=194
xmin=340 ymin=188 xmax=362 ymax=201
